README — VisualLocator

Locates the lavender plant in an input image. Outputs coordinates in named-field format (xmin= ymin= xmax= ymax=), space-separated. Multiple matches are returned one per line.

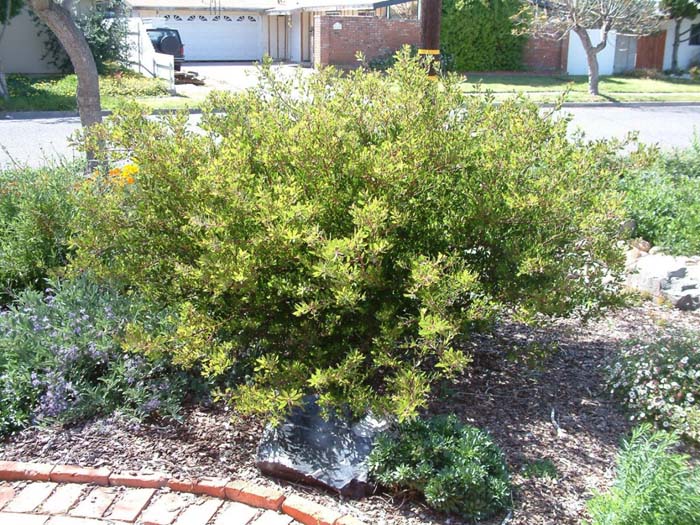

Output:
xmin=0 ymin=276 xmax=188 ymax=437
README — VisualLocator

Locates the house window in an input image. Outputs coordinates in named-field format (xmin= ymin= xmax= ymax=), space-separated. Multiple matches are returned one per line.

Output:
xmin=690 ymin=24 xmax=700 ymax=46
xmin=388 ymin=1 xmax=418 ymax=19
xmin=325 ymin=10 xmax=341 ymax=15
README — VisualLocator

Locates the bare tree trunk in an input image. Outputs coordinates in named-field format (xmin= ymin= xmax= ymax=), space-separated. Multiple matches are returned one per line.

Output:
xmin=672 ymin=17 xmax=682 ymax=73
xmin=27 ymin=0 xmax=101 ymax=129
xmin=573 ymin=26 xmax=605 ymax=96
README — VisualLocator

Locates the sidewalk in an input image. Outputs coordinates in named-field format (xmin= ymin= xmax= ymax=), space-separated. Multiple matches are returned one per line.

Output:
xmin=0 ymin=461 xmax=363 ymax=525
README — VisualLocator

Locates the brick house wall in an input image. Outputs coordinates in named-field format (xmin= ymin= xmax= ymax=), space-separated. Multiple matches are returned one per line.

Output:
xmin=522 ymin=35 xmax=569 ymax=72
xmin=314 ymin=15 xmax=421 ymax=68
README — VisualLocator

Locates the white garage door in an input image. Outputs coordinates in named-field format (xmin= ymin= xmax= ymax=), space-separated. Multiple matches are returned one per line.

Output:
xmin=160 ymin=13 xmax=262 ymax=61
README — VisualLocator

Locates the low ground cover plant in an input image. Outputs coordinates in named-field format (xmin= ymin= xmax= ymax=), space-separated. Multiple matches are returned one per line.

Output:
xmin=0 ymin=162 xmax=81 ymax=300
xmin=368 ymin=415 xmax=511 ymax=519
xmin=0 ymin=276 xmax=190 ymax=437
xmin=621 ymin=140 xmax=700 ymax=254
xmin=585 ymin=425 xmax=700 ymax=525
xmin=72 ymin=51 xmax=629 ymax=423
xmin=609 ymin=329 xmax=700 ymax=442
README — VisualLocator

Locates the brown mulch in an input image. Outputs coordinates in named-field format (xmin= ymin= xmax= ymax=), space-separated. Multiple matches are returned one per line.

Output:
xmin=1 ymin=302 xmax=698 ymax=525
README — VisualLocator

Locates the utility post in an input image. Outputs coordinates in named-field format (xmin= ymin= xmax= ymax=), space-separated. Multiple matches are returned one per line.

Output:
xmin=419 ymin=0 xmax=442 ymax=76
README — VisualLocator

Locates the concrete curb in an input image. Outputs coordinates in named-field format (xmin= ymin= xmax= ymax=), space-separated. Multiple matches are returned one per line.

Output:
xmin=2 ymin=101 xmax=699 ymax=121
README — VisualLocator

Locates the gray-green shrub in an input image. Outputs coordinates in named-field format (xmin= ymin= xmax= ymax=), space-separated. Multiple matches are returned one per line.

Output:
xmin=368 ymin=415 xmax=510 ymax=519
xmin=73 ymin=51 xmax=629 ymax=423
xmin=585 ymin=425 xmax=700 ymax=525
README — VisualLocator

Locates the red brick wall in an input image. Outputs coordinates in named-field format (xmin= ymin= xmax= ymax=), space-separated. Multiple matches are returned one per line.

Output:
xmin=522 ymin=35 xmax=569 ymax=72
xmin=314 ymin=15 xmax=421 ymax=68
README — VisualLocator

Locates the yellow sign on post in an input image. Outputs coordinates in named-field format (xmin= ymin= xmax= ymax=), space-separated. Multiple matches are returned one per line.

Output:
xmin=418 ymin=49 xmax=441 ymax=78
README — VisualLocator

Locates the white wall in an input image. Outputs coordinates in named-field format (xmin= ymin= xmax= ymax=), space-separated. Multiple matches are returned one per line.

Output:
xmin=662 ymin=16 xmax=700 ymax=71
xmin=567 ymin=29 xmax=618 ymax=76
xmin=288 ymin=12 xmax=302 ymax=63
xmin=127 ymin=18 xmax=174 ymax=91
xmin=0 ymin=8 xmax=59 ymax=74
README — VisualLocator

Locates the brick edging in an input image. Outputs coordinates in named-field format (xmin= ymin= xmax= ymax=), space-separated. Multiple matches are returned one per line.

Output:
xmin=0 ymin=460 xmax=364 ymax=525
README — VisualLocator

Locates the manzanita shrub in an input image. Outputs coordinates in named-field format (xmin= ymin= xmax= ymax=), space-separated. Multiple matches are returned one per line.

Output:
xmin=74 ymin=51 xmax=628 ymax=423
xmin=368 ymin=415 xmax=511 ymax=518
xmin=0 ymin=276 xmax=189 ymax=437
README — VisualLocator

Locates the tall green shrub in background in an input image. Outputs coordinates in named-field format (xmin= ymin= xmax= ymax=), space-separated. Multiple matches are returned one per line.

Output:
xmin=73 ymin=52 xmax=628 ymax=424
xmin=441 ymin=0 xmax=526 ymax=71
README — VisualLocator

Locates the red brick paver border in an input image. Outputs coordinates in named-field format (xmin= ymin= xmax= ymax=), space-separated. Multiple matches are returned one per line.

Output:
xmin=0 ymin=462 xmax=367 ymax=525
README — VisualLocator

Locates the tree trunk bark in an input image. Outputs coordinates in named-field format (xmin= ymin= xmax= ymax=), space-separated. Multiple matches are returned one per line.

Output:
xmin=672 ymin=17 xmax=682 ymax=73
xmin=28 ymin=0 xmax=101 ymax=129
xmin=573 ymin=27 xmax=603 ymax=96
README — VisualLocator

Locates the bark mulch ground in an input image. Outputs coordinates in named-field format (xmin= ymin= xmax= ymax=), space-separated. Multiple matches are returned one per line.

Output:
xmin=1 ymin=302 xmax=698 ymax=525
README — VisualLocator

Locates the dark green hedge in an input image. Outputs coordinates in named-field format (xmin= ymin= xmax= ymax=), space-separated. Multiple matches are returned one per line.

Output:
xmin=441 ymin=0 xmax=526 ymax=71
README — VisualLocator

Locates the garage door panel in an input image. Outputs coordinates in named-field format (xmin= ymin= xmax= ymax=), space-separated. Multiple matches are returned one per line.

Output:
xmin=158 ymin=13 xmax=262 ymax=61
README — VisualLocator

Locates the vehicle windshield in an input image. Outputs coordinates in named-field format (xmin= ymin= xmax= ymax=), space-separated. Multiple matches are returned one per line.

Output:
xmin=147 ymin=29 xmax=179 ymax=43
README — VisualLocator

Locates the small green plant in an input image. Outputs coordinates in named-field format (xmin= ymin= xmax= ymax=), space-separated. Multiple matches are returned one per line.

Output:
xmin=609 ymin=329 xmax=700 ymax=442
xmin=521 ymin=458 xmax=558 ymax=479
xmin=0 ymin=162 xmax=82 ymax=299
xmin=368 ymin=415 xmax=511 ymax=519
xmin=585 ymin=425 xmax=700 ymax=525
xmin=0 ymin=276 xmax=190 ymax=437
xmin=621 ymin=140 xmax=700 ymax=254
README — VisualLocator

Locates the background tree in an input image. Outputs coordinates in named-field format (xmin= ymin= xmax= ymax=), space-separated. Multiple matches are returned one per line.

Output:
xmin=26 ymin=0 xmax=101 ymax=128
xmin=441 ymin=0 xmax=527 ymax=71
xmin=662 ymin=0 xmax=699 ymax=72
xmin=526 ymin=0 xmax=660 ymax=95
xmin=0 ymin=0 xmax=24 ymax=100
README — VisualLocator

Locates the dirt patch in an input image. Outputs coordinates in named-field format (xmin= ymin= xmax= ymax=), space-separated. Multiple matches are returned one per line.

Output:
xmin=2 ymin=302 xmax=698 ymax=525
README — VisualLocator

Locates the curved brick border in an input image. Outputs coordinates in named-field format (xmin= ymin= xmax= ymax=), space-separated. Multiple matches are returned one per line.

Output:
xmin=0 ymin=461 xmax=366 ymax=525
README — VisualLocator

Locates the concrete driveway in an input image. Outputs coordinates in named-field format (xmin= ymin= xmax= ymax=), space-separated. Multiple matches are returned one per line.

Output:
xmin=176 ymin=61 xmax=316 ymax=96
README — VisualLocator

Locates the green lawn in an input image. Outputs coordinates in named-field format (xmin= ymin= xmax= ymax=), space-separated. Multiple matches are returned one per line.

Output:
xmin=461 ymin=73 xmax=700 ymax=103
xmin=0 ymin=73 xmax=198 ymax=112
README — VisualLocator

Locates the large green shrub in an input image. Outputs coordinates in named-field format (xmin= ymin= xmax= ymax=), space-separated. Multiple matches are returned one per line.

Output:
xmin=0 ymin=162 xmax=81 ymax=299
xmin=0 ymin=276 xmax=188 ymax=437
xmin=621 ymin=141 xmax=700 ymax=254
xmin=609 ymin=330 xmax=700 ymax=442
xmin=441 ymin=0 xmax=526 ymax=71
xmin=73 ymin=53 xmax=627 ymax=423
xmin=585 ymin=425 xmax=700 ymax=525
xmin=368 ymin=415 xmax=510 ymax=519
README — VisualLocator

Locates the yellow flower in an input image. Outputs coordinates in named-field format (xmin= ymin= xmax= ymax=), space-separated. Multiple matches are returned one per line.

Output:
xmin=122 ymin=164 xmax=139 ymax=177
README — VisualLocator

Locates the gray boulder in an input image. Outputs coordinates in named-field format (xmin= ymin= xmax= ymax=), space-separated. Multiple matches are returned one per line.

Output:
xmin=255 ymin=396 xmax=390 ymax=498
xmin=625 ymin=251 xmax=700 ymax=310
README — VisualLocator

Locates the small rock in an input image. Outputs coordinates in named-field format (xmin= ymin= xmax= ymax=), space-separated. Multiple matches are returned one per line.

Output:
xmin=631 ymin=238 xmax=652 ymax=252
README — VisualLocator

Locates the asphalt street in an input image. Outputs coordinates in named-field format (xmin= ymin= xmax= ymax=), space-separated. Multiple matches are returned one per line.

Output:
xmin=1 ymin=104 xmax=699 ymax=169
